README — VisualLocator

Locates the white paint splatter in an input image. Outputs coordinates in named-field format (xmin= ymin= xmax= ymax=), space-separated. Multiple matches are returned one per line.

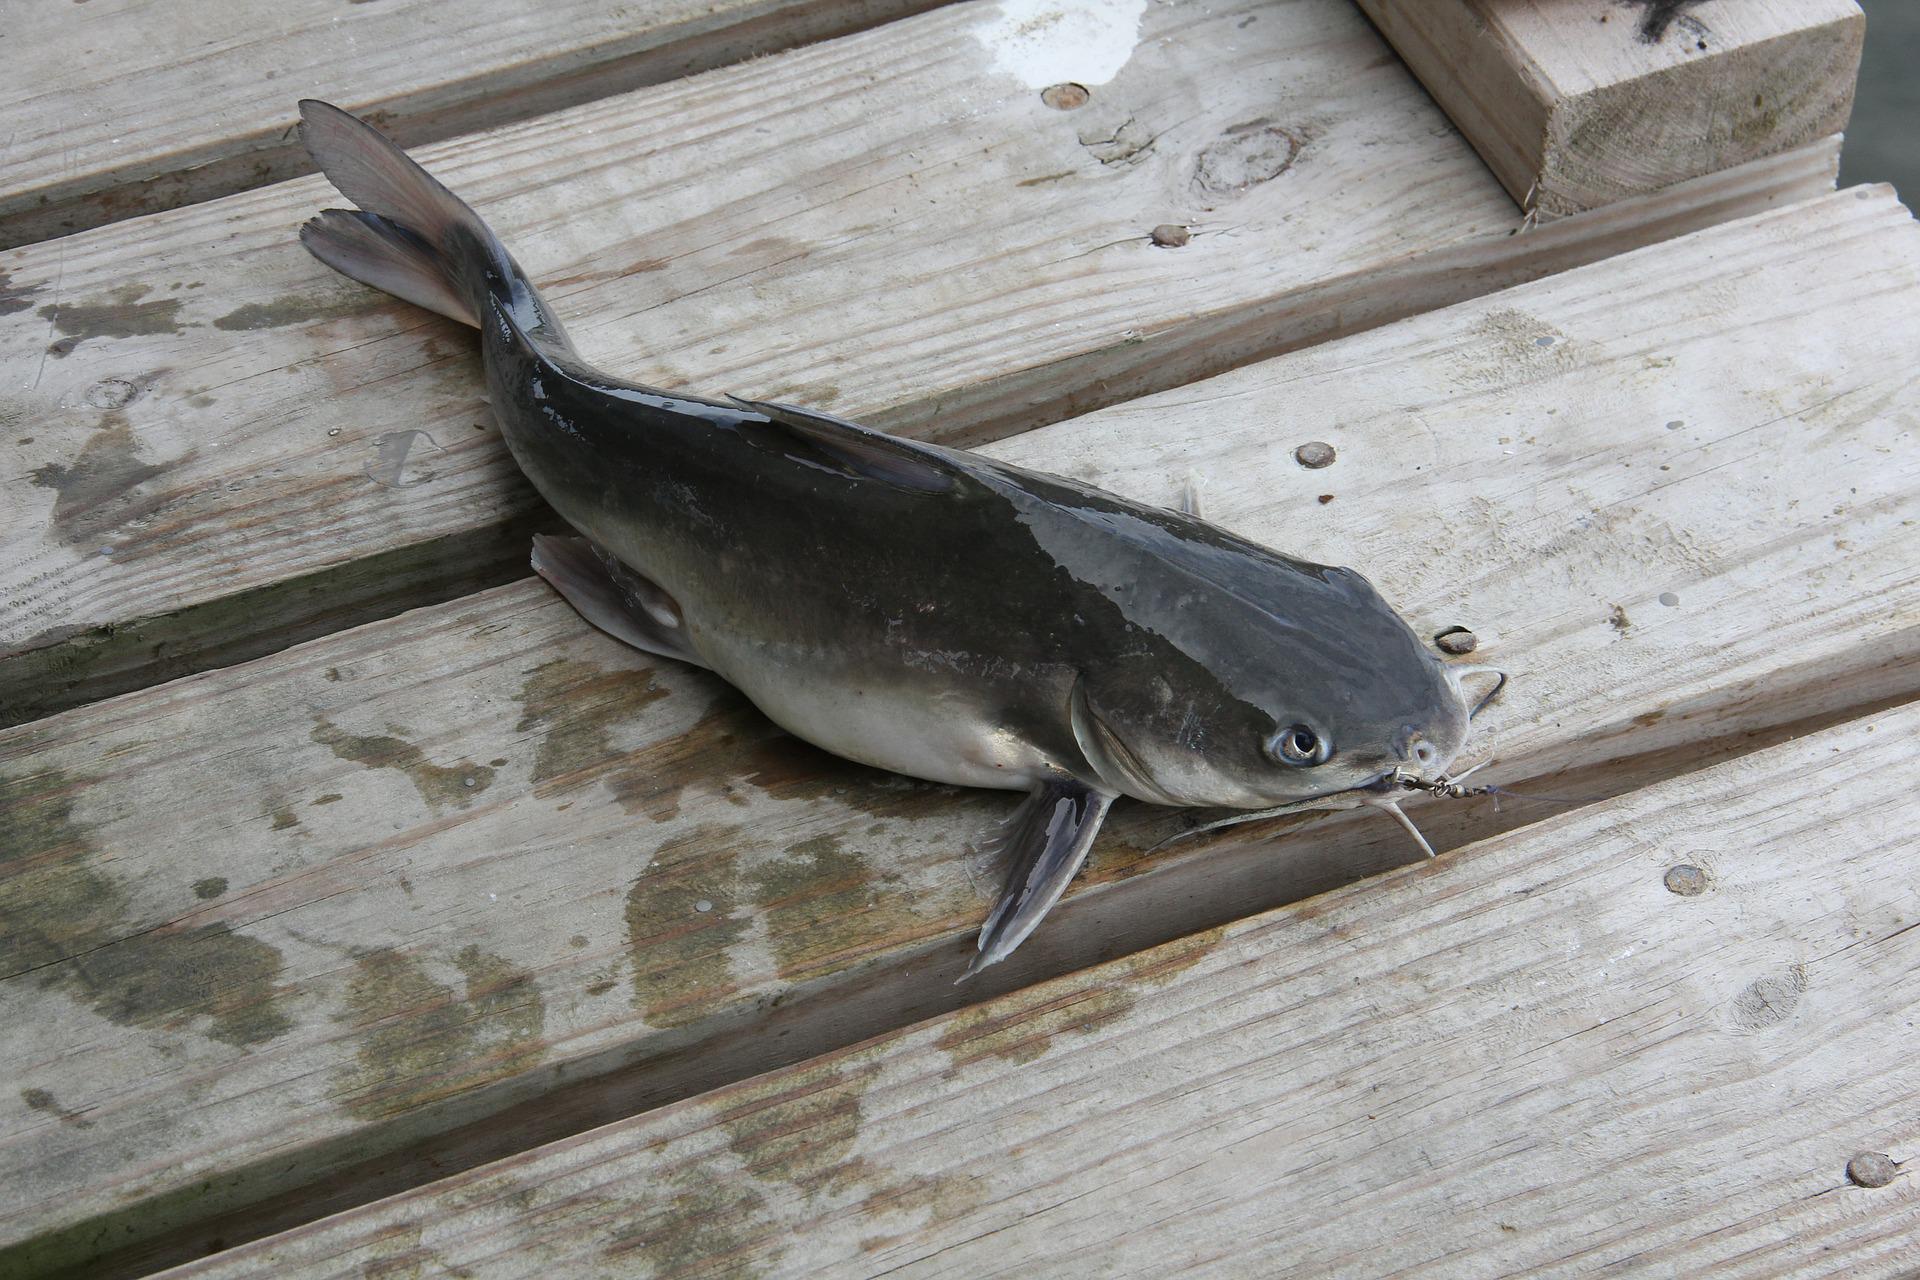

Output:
xmin=974 ymin=0 xmax=1149 ymax=89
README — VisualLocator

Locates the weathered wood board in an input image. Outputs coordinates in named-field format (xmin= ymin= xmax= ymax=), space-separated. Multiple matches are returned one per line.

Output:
xmin=6 ymin=185 xmax=1918 ymax=1277
xmin=0 ymin=0 xmax=944 ymax=250
xmin=158 ymin=702 xmax=1920 ymax=1280
xmin=0 ymin=0 xmax=1845 ymax=727
xmin=1355 ymin=0 xmax=1863 ymax=218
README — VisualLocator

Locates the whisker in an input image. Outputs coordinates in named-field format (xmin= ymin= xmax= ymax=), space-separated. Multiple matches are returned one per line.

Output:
xmin=1446 ymin=758 xmax=1493 ymax=784
xmin=1369 ymin=797 xmax=1437 ymax=859
xmin=1448 ymin=663 xmax=1509 ymax=718
xmin=1146 ymin=786 xmax=1381 ymax=853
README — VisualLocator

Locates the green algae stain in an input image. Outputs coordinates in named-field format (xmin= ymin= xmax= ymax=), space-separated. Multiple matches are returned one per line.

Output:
xmin=603 ymin=1166 xmax=771 ymax=1275
xmin=625 ymin=825 xmax=749 ymax=1028
xmin=0 ymin=767 xmax=293 ymax=1047
xmin=854 ymin=1171 xmax=990 ymax=1255
xmin=934 ymin=985 xmax=1136 ymax=1071
xmin=269 ymin=807 xmax=298 ymax=831
xmin=1117 ymin=924 xmax=1230 ymax=987
xmin=310 ymin=717 xmax=494 ymax=813
xmin=717 ymin=1061 xmax=870 ymax=1192
xmin=749 ymin=833 xmax=921 ymax=981
xmin=332 ymin=945 xmax=547 ymax=1122
xmin=513 ymin=658 xmax=668 ymax=789
xmin=192 ymin=877 xmax=229 ymax=900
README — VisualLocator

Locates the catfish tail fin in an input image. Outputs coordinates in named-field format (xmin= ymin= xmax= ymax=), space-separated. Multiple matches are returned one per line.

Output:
xmin=299 ymin=209 xmax=479 ymax=325
xmin=296 ymin=99 xmax=566 ymax=343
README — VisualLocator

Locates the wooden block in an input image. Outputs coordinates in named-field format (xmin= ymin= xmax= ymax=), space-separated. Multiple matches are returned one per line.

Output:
xmin=0 ymin=0 xmax=1843 ymax=728
xmin=157 ymin=702 xmax=1920 ymax=1279
xmin=4 ymin=184 xmax=1917 ymax=1277
xmin=0 ymin=0 xmax=943 ymax=250
xmin=1355 ymin=0 xmax=1863 ymax=217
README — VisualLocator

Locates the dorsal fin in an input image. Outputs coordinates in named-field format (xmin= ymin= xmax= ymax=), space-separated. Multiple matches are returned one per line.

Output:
xmin=725 ymin=395 xmax=954 ymax=494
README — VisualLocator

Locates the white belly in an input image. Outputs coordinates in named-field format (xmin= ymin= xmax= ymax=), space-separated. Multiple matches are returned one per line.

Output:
xmin=695 ymin=635 xmax=1054 ymax=792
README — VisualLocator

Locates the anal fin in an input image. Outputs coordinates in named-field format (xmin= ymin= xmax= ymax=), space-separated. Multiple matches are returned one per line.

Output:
xmin=531 ymin=534 xmax=708 ymax=670
xmin=964 ymin=776 xmax=1115 ymax=979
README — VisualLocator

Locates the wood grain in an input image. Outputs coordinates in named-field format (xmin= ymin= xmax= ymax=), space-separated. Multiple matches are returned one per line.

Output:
xmin=4 ymin=185 xmax=1917 ymax=1277
xmin=1356 ymin=0 xmax=1863 ymax=217
xmin=0 ymin=0 xmax=1843 ymax=727
xmin=0 ymin=0 xmax=944 ymax=250
xmin=155 ymin=701 xmax=1920 ymax=1279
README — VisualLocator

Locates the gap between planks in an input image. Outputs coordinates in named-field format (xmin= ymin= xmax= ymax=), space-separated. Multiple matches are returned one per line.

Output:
xmin=0 ymin=0 xmax=1845 ymax=729
xmin=2 ymin=184 xmax=1918 ymax=1277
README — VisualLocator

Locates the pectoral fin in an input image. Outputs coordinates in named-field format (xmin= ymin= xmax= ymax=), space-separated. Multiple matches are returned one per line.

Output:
xmin=964 ymin=776 xmax=1115 ymax=979
xmin=531 ymin=534 xmax=708 ymax=669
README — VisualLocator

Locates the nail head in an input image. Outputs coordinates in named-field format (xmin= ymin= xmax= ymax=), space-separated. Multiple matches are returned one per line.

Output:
xmin=1294 ymin=441 xmax=1336 ymax=469
xmin=1664 ymin=864 xmax=1711 ymax=896
xmin=1848 ymin=1152 xmax=1898 ymax=1188
xmin=1041 ymin=83 xmax=1090 ymax=110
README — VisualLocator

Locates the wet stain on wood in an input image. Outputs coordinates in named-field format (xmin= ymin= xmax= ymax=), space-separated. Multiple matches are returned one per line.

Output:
xmin=310 ymin=717 xmax=495 ymax=812
xmin=852 ymin=1170 xmax=989 ymax=1253
xmin=602 ymin=1166 xmax=771 ymax=1275
xmin=21 ymin=1087 xmax=94 ymax=1128
xmin=210 ymin=287 xmax=384 ymax=331
xmin=935 ymin=983 xmax=1135 ymax=1070
xmin=749 ymin=833 xmax=924 ymax=980
xmin=28 ymin=412 xmax=179 ymax=547
xmin=38 ymin=284 xmax=185 ymax=354
xmin=363 ymin=430 xmax=447 ymax=489
xmin=331 ymin=945 xmax=547 ymax=1122
xmin=0 ymin=269 xmax=42 ymax=316
xmin=514 ymin=658 xmax=669 ymax=790
xmin=1118 ymin=923 xmax=1229 ymax=986
xmin=717 ymin=1061 xmax=871 ymax=1191
xmin=626 ymin=825 xmax=750 ymax=1027
xmin=1 ymin=767 xmax=293 ymax=1046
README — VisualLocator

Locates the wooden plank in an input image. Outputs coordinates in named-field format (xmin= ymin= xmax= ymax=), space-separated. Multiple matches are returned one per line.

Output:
xmin=5 ymin=184 xmax=1917 ymax=1277
xmin=1355 ymin=0 xmax=1863 ymax=218
xmin=0 ymin=0 xmax=944 ymax=251
xmin=0 ymin=0 xmax=1845 ymax=728
xmin=157 ymin=702 xmax=1920 ymax=1280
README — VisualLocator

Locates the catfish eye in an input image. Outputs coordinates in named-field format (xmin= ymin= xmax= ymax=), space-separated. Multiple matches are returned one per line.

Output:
xmin=1269 ymin=723 xmax=1330 ymax=766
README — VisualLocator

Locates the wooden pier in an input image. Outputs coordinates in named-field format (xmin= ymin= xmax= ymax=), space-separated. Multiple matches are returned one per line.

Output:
xmin=2 ymin=1 xmax=1911 ymax=1276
